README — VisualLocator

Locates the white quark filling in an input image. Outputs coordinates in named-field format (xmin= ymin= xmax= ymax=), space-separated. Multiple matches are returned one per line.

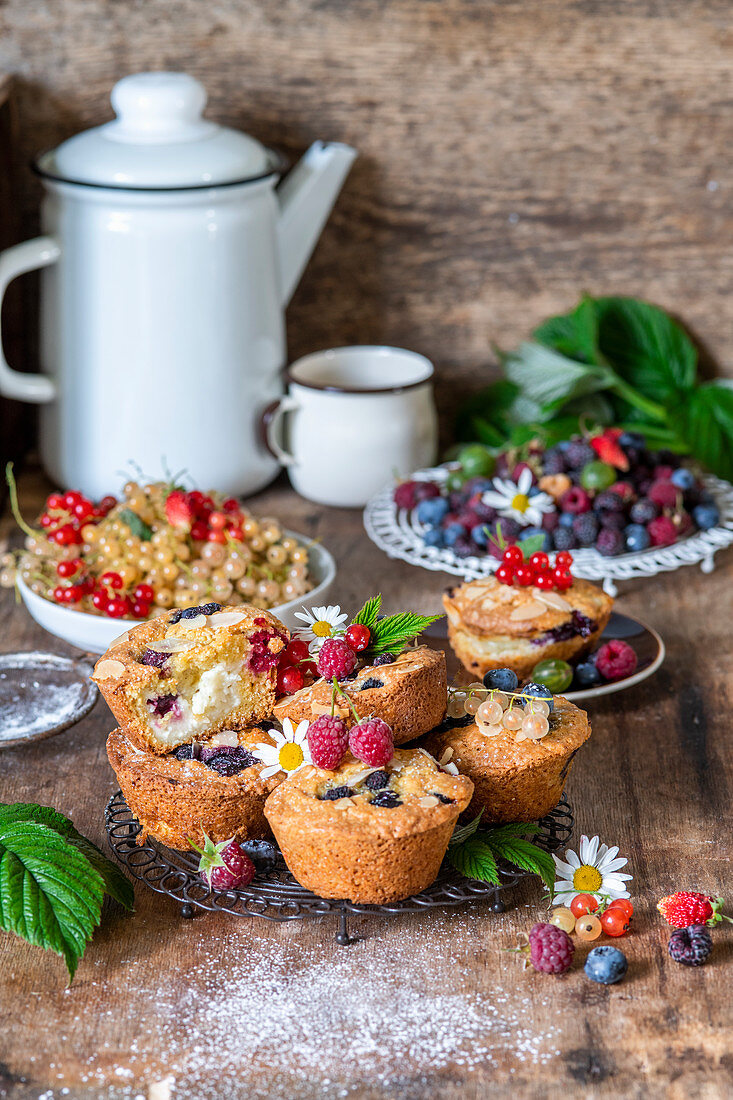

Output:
xmin=146 ymin=660 xmax=248 ymax=747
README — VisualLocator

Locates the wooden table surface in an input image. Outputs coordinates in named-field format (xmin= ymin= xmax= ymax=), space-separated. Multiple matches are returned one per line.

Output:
xmin=0 ymin=468 xmax=731 ymax=1100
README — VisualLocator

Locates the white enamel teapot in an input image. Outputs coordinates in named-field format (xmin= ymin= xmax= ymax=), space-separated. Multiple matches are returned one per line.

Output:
xmin=0 ymin=72 xmax=355 ymax=498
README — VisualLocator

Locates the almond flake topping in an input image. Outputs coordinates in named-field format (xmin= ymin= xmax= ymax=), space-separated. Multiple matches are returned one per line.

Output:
xmin=439 ymin=747 xmax=454 ymax=765
xmin=509 ymin=600 xmax=548 ymax=622
xmin=207 ymin=730 xmax=239 ymax=747
xmin=177 ymin=613 xmax=207 ymax=631
xmin=148 ymin=637 xmax=196 ymax=653
xmin=311 ymin=702 xmax=350 ymax=718
xmin=418 ymin=795 xmax=440 ymax=808
xmin=94 ymin=658 xmax=125 ymax=680
xmin=349 ymin=768 xmax=380 ymax=786
xmin=334 ymin=796 xmax=355 ymax=809
xmin=208 ymin=610 xmax=248 ymax=629
xmin=443 ymin=762 xmax=460 ymax=775
xmin=109 ymin=629 xmax=131 ymax=648
xmin=532 ymin=589 xmax=572 ymax=612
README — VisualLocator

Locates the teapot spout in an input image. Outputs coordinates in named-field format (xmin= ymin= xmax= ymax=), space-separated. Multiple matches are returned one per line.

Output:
xmin=277 ymin=141 xmax=356 ymax=305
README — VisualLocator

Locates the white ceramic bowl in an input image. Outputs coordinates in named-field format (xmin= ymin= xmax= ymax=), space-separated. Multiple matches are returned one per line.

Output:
xmin=17 ymin=530 xmax=336 ymax=654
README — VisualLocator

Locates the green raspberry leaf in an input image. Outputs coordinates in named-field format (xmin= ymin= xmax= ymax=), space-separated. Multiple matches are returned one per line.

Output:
xmin=117 ymin=508 xmax=153 ymax=542
xmin=483 ymin=832 xmax=555 ymax=890
xmin=351 ymin=595 xmax=382 ymax=630
xmin=519 ymin=535 xmax=546 ymax=560
xmin=449 ymin=810 xmax=484 ymax=847
xmin=447 ymin=836 xmax=499 ymax=885
xmin=367 ymin=611 xmax=443 ymax=655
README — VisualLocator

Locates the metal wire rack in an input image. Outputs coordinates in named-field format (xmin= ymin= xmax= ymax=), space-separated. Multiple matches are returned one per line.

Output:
xmin=105 ymin=791 xmax=573 ymax=943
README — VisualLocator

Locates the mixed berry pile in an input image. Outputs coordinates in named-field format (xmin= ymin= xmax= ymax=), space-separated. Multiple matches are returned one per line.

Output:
xmin=395 ymin=430 xmax=721 ymax=558
xmin=1 ymin=480 xmax=313 ymax=620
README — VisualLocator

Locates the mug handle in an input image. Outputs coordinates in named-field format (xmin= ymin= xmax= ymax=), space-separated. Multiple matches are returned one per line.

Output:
xmin=0 ymin=236 xmax=60 ymax=403
xmin=261 ymin=395 xmax=299 ymax=466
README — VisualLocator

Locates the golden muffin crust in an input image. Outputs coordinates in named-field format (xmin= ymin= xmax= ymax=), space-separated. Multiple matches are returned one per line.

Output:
xmin=422 ymin=696 xmax=590 ymax=824
xmin=107 ymin=725 xmax=283 ymax=850
xmin=273 ymin=646 xmax=447 ymax=745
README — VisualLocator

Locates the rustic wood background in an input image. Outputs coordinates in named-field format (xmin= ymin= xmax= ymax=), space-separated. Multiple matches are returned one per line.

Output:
xmin=0 ymin=0 xmax=732 ymax=431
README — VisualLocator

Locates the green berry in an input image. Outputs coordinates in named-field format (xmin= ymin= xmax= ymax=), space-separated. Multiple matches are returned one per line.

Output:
xmin=580 ymin=461 xmax=616 ymax=491
xmin=446 ymin=469 xmax=469 ymax=491
xmin=530 ymin=658 xmax=573 ymax=693
xmin=458 ymin=444 xmax=495 ymax=479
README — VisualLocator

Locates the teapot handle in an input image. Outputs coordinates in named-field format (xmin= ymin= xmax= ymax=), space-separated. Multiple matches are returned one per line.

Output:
xmin=0 ymin=237 xmax=60 ymax=403
xmin=261 ymin=396 xmax=299 ymax=466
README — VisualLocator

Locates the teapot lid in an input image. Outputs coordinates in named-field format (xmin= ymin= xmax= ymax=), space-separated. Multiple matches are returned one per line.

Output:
xmin=35 ymin=73 xmax=283 ymax=189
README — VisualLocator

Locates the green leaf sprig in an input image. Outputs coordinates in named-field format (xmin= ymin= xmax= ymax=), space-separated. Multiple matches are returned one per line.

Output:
xmin=448 ymin=818 xmax=555 ymax=890
xmin=350 ymin=594 xmax=442 ymax=655
xmin=117 ymin=508 xmax=153 ymax=542
xmin=0 ymin=803 xmax=134 ymax=982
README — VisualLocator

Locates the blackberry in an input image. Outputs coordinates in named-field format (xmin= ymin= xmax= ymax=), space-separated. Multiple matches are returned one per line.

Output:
xmin=173 ymin=743 xmax=197 ymax=760
xmin=364 ymin=770 xmax=390 ymax=790
xmin=572 ymin=512 xmax=599 ymax=547
xmin=359 ymin=677 xmax=384 ymax=690
xmin=201 ymin=747 xmax=257 ymax=775
xmin=372 ymin=653 xmax=395 ymax=666
xmin=551 ymin=526 xmax=578 ymax=551
xmin=453 ymin=535 xmax=476 ymax=558
xmin=139 ymin=648 xmax=170 ymax=668
xmin=596 ymin=527 xmax=625 ymax=556
xmin=667 ymin=924 xmax=713 ymax=967
xmin=565 ymin=440 xmax=596 ymax=470
xmin=630 ymin=497 xmax=659 ymax=525
xmin=594 ymin=490 xmax=625 ymax=516
xmin=490 ymin=517 xmax=521 ymax=542
xmin=370 ymin=790 xmax=403 ymax=808
xmin=169 ymin=602 xmax=222 ymax=623
xmin=321 ymin=785 xmax=355 ymax=801
xmin=599 ymin=512 xmax=626 ymax=531
xmin=541 ymin=448 xmax=567 ymax=475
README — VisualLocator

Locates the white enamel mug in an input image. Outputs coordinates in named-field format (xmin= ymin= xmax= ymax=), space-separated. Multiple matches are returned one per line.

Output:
xmin=263 ymin=346 xmax=438 ymax=506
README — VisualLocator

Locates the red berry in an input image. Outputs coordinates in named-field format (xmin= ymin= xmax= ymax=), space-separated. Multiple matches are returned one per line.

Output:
xmin=555 ymin=551 xmax=574 ymax=569
xmin=307 ymin=714 xmax=350 ymax=770
xmin=514 ymin=564 xmax=536 ymax=587
xmin=529 ymin=552 xmax=549 ymax=571
xmin=607 ymin=898 xmax=634 ymax=920
xmin=204 ymin=840 xmax=256 ymax=891
xmin=277 ymin=666 xmax=305 ymax=695
xmin=560 ymin=487 xmax=592 ymax=515
xmin=502 ymin=545 xmax=523 ymax=567
xmin=62 ymin=490 xmax=82 ymax=509
xmin=535 ymin=571 xmax=555 ymax=590
xmin=50 ymin=523 xmax=82 ymax=546
xmin=301 ymin=659 xmax=319 ymax=680
xmin=349 ymin=717 xmax=394 ymax=767
xmin=600 ymin=908 xmax=629 ymax=937
xmin=64 ymin=584 xmax=84 ymax=604
xmin=552 ymin=568 xmax=573 ymax=592
xmin=282 ymin=638 xmax=310 ymax=666
xmin=131 ymin=600 xmax=151 ymax=619
xmin=40 ymin=513 xmax=55 ymax=529
xmin=47 ymin=492 xmax=65 ymax=510
xmin=222 ymin=497 xmax=241 ymax=514
xmin=101 ymin=571 xmax=123 ymax=590
xmin=98 ymin=494 xmax=117 ymax=515
xmin=570 ymin=893 xmax=599 ymax=918
xmin=105 ymin=597 xmax=128 ymax=618
xmin=191 ymin=520 xmax=209 ymax=541
xmin=393 ymin=480 xmax=419 ymax=510
xmin=657 ymin=890 xmax=725 ymax=928
xmin=208 ymin=511 xmax=227 ymax=530
xmin=227 ymin=525 xmax=244 ymax=541
xmin=595 ymin=639 xmax=637 ymax=682
xmin=345 ymin=623 xmax=371 ymax=652
xmin=647 ymin=515 xmax=678 ymax=547
xmin=52 ymin=585 xmax=67 ymax=603
xmin=92 ymin=591 xmax=109 ymax=611
xmin=648 ymin=479 xmax=679 ymax=508
xmin=134 ymin=583 xmax=155 ymax=603
xmin=317 ymin=639 xmax=358 ymax=680
xmin=527 ymin=922 xmax=574 ymax=975
xmin=57 ymin=559 xmax=81 ymax=578
xmin=72 ymin=499 xmax=94 ymax=521
xmin=495 ymin=563 xmax=514 ymax=586
xmin=207 ymin=529 xmax=227 ymax=544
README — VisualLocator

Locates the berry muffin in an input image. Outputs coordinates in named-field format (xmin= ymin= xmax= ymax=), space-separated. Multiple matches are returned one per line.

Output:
xmin=272 ymin=646 xmax=447 ymax=746
xmin=264 ymin=749 xmax=474 ymax=903
xmin=93 ymin=603 xmax=288 ymax=754
xmin=443 ymin=576 xmax=612 ymax=681
xmin=422 ymin=695 xmax=590 ymax=824
xmin=107 ymin=725 xmax=283 ymax=849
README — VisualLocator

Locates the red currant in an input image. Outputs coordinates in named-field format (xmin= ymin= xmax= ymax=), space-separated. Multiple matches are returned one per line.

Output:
xmin=40 ymin=513 xmax=55 ymax=528
xmin=65 ymin=584 xmax=84 ymax=604
xmin=134 ymin=583 xmax=155 ymax=603
xmin=553 ymin=568 xmax=573 ymax=592
xmin=283 ymin=638 xmax=310 ymax=666
xmin=529 ymin=552 xmax=549 ymax=571
xmin=80 ymin=575 xmax=96 ymax=594
xmin=98 ymin=495 xmax=117 ymax=515
xmin=606 ymin=898 xmax=633 ymax=920
xmin=534 ymin=571 xmax=556 ymax=590
xmin=92 ymin=591 xmax=109 ymax=612
xmin=105 ymin=597 xmax=128 ymax=618
xmin=50 ymin=524 xmax=82 ymax=546
xmin=63 ymin=490 xmax=82 ymax=509
xmin=131 ymin=599 xmax=151 ymax=619
xmin=207 ymin=529 xmax=227 ymax=544
xmin=345 ymin=623 xmax=371 ymax=652
xmin=502 ymin=545 xmax=523 ymax=567
xmin=556 ymin=551 xmax=574 ymax=569
xmin=277 ymin=665 xmax=305 ymax=695
xmin=570 ymin=893 xmax=599 ymax=918
xmin=600 ymin=908 xmax=629 ymax=937
xmin=57 ymin=559 xmax=82 ymax=578
xmin=47 ymin=492 xmax=65 ymax=510
xmin=226 ymin=525 xmax=244 ymax=541
xmin=191 ymin=520 xmax=209 ymax=541
xmin=101 ymin=571 xmax=123 ymax=590
xmin=72 ymin=499 xmax=94 ymax=521
xmin=208 ymin=511 xmax=227 ymax=530
xmin=222 ymin=497 xmax=241 ymax=514
xmin=514 ymin=564 xmax=536 ymax=587
xmin=301 ymin=660 xmax=319 ymax=680
xmin=494 ymin=563 xmax=514 ymax=585
xmin=52 ymin=585 xmax=67 ymax=603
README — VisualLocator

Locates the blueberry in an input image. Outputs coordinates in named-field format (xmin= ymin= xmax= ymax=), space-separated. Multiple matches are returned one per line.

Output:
xmin=444 ymin=523 xmax=467 ymax=546
xmin=239 ymin=839 xmax=277 ymax=871
xmin=584 ymin=945 xmax=628 ymax=985
xmin=471 ymin=524 xmax=490 ymax=546
xmin=364 ymin=770 xmax=390 ymax=790
xmin=359 ymin=677 xmax=384 ymax=690
xmin=671 ymin=467 xmax=696 ymax=491
xmin=416 ymin=497 xmax=450 ymax=525
xmin=558 ymin=513 xmax=575 ymax=528
xmin=371 ymin=790 xmax=402 ymax=808
xmin=422 ymin=527 xmax=446 ymax=549
xmin=519 ymin=526 xmax=550 ymax=551
xmin=322 ymin=785 xmax=355 ymax=801
xmin=148 ymin=693 xmax=178 ymax=717
xmin=483 ymin=667 xmax=519 ymax=692
xmin=624 ymin=523 xmax=650 ymax=552
xmin=618 ymin=431 xmax=646 ymax=449
xmin=574 ymin=660 xmax=601 ymax=688
xmin=372 ymin=653 xmax=395 ymax=666
xmin=693 ymin=503 xmax=720 ymax=530
xmin=521 ymin=682 xmax=554 ymax=712
xmin=169 ymin=602 xmax=222 ymax=624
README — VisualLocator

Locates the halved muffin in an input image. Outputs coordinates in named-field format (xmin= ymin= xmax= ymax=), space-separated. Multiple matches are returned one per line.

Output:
xmin=422 ymin=696 xmax=590 ymax=824
xmin=93 ymin=603 xmax=288 ymax=754
xmin=264 ymin=748 xmax=473 ymax=903
xmin=273 ymin=646 xmax=446 ymax=746
xmin=443 ymin=576 xmax=612 ymax=681
xmin=107 ymin=725 xmax=283 ymax=850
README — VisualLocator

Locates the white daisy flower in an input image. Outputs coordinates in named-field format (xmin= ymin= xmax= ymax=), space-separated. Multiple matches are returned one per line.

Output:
xmin=293 ymin=603 xmax=348 ymax=653
xmin=481 ymin=467 xmax=554 ymax=527
xmin=255 ymin=718 xmax=312 ymax=779
xmin=552 ymin=834 xmax=632 ymax=905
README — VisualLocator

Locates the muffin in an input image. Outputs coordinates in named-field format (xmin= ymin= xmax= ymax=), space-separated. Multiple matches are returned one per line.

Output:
xmin=273 ymin=646 xmax=447 ymax=746
xmin=264 ymin=749 xmax=474 ymax=903
xmin=107 ymin=725 xmax=283 ymax=849
xmin=422 ymin=696 xmax=590 ymax=824
xmin=443 ymin=576 xmax=612 ymax=681
xmin=93 ymin=603 xmax=288 ymax=754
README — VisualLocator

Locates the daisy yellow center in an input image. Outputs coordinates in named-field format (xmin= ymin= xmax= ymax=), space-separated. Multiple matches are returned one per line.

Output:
xmin=573 ymin=865 xmax=603 ymax=892
xmin=279 ymin=743 xmax=304 ymax=771
xmin=511 ymin=493 xmax=530 ymax=513
xmin=312 ymin=621 xmax=333 ymax=638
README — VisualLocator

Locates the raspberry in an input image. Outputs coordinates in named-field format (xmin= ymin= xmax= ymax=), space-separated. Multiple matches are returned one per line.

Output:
xmin=629 ymin=497 xmax=659 ymax=524
xmin=596 ymin=527 xmax=625 ymax=556
xmin=317 ymin=638 xmax=358 ymax=680
xmin=552 ymin=526 xmax=577 ymax=551
xmin=667 ymin=925 xmax=713 ymax=967
xmin=647 ymin=515 xmax=678 ymax=547
xmin=349 ymin=717 xmax=394 ymax=767
xmin=565 ymin=440 xmax=596 ymax=470
xmin=648 ymin=479 xmax=679 ymax=508
xmin=307 ymin=715 xmax=349 ymax=770
xmin=528 ymin=922 xmax=575 ymax=974
xmin=657 ymin=890 xmax=728 ymax=928
xmin=393 ymin=480 xmax=419 ymax=510
xmin=595 ymin=639 xmax=638 ymax=681
xmin=560 ymin=487 xmax=592 ymax=515
xmin=609 ymin=480 xmax=636 ymax=503
xmin=201 ymin=839 xmax=256 ymax=890
xmin=572 ymin=512 xmax=599 ymax=547
xmin=414 ymin=481 xmax=442 ymax=502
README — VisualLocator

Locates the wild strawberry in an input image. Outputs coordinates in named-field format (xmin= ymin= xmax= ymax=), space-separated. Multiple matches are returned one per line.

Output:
xmin=657 ymin=891 xmax=731 ymax=929
xmin=590 ymin=430 xmax=629 ymax=471
xmin=165 ymin=489 xmax=194 ymax=529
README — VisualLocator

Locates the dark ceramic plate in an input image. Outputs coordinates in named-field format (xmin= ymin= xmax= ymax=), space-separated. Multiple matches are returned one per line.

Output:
xmin=424 ymin=611 xmax=664 ymax=702
xmin=0 ymin=652 xmax=98 ymax=749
